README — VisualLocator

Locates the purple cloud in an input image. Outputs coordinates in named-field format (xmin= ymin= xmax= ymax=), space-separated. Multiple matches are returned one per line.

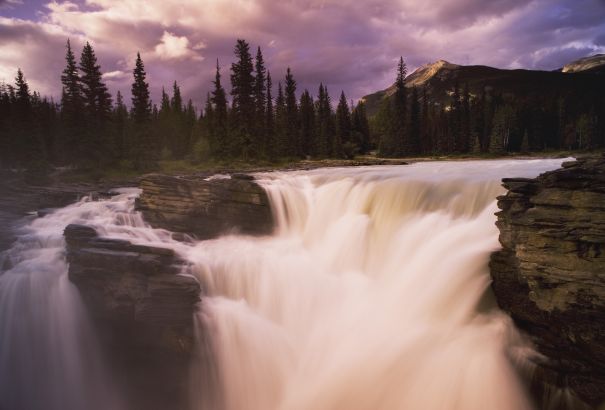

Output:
xmin=0 ymin=0 xmax=603 ymax=109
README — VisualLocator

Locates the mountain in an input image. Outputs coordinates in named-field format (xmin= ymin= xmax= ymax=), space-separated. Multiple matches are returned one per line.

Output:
xmin=362 ymin=55 xmax=605 ymax=117
xmin=561 ymin=54 xmax=605 ymax=73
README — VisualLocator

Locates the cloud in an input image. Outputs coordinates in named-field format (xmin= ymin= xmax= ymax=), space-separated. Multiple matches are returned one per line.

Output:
xmin=154 ymin=31 xmax=203 ymax=61
xmin=0 ymin=0 xmax=604 ymax=106
xmin=0 ymin=0 xmax=23 ymax=8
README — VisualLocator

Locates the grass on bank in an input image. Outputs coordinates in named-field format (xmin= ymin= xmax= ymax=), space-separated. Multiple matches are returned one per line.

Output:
xmin=21 ymin=148 xmax=600 ymax=186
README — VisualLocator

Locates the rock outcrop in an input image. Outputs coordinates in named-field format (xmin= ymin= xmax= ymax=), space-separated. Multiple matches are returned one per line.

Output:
xmin=136 ymin=173 xmax=273 ymax=239
xmin=490 ymin=156 xmax=605 ymax=408
xmin=64 ymin=223 xmax=201 ymax=410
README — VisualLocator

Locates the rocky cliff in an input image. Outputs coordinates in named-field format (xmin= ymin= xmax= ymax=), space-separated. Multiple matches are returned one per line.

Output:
xmin=490 ymin=156 xmax=605 ymax=408
xmin=64 ymin=223 xmax=202 ymax=410
xmin=135 ymin=173 xmax=273 ymax=239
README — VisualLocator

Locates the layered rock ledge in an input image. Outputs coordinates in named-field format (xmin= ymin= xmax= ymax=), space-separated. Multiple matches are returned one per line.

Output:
xmin=490 ymin=156 xmax=605 ymax=407
xmin=64 ymin=223 xmax=201 ymax=410
xmin=135 ymin=173 xmax=273 ymax=239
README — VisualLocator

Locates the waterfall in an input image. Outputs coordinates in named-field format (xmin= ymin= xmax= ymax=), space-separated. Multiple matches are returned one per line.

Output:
xmin=0 ymin=188 xmax=178 ymax=410
xmin=0 ymin=159 xmax=567 ymax=410
xmin=186 ymin=159 xmax=567 ymax=410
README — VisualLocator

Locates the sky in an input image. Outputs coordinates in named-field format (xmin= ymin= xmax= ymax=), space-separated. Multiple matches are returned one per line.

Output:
xmin=0 ymin=0 xmax=604 ymax=109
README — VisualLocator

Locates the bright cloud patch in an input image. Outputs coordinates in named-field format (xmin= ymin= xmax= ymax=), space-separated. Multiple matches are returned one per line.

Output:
xmin=154 ymin=31 xmax=201 ymax=61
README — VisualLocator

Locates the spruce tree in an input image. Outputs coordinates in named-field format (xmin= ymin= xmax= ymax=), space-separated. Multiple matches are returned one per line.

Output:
xmin=299 ymin=90 xmax=315 ymax=157
xmin=316 ymin=83 xmax=332 ymax=157
xmin=335 ymin=91 xmax=350 ymax=157
xmin=0 ymin=84 xmax=11 ymax=166
xmin=254 ymin=46 xmax=267 ymax=155
xmin=379 ymin=57 xmax=407 ymax=157
xmin=131 ymin=53 xmax=151 ymax=124
xmin=79 ymin=41 xmax=112 ymax=167
xmin=158 ymin=87 xmax=172 ymax=158
xmin=13 ymin=69 xmax=37 ymax=165
xmin=202 ymin=93 xmax=214 ymax=142
xmin=393 ymin=56 xmax=407 ymax=156
xmin=409 ymin=86 xmax=421 ymax=155
xmin=112 ymin=90 xmax=128 ymax=160
xmin=421 ymin=86 xmax=430 ymax=153
xmin=60 ymin=39 xmax=84 ymax=164
xmin=170 ymin=81 xmax=187 ymax=158
xmin=274 ymin=81 xmax=287 ymax=156
xmin=230 ymin=39 xmax=255 ymax=158
xmin=284 ymin=68 xmax=299 ymax=157
xmin=265 ymin=71 xmax=275 ymax=159
xmin=130 ymin=52 xmax=154 ymax=168
xmin=211 ymin=60 xmax=229 ymax=156
xmin=351 ymin=101 xmax=371 ymax=154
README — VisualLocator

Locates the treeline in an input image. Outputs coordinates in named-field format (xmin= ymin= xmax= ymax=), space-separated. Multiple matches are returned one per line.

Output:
xmin=374 ymin=57 xmax=605 ymax=157
xmin=0 ymin=38 xmax=371 ymax=173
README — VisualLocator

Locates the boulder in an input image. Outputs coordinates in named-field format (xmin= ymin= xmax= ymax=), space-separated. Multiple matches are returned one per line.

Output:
xmin=490 ymin=156 xmax=605 ymax=408
xmin=64 ymin=223 xmax=202 ymax=410
xmin=135 ymin=173 xmax=274 ymax=239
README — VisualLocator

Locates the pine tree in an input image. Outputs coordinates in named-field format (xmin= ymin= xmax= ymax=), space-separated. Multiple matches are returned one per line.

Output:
xmin=335 ymin=91 xmax=350 ymax=157
xmin=79 ymin=41 xmax=112 ymax=167
xmin=158 ymin=87 xmax=172 ymax=157
xmin=131 ymin=53 xmax=151 ymax=124
xmin=284 ymin=68 xmax=299 ymax=157
xmin=211 ymin=60 xmax=229 ymax=157
xmin=0 ymin=84 xmax=12 ymax=166
xmin=380 ymin=57 xmax=407 ymax=157
xmin=409 ymin=86 xmax=421 ymax=155
xmin=254 ymin=46 xmax=267 ymax=155
xmin=13 ymin=69 xmax=38 ymax=165
xmin=316 ymin=83 xmax=332 ymax=157
xmin=351 ymin=101 xmax=371 ymax=154
xmin=394 ymin=56 xmax=407 ymax=156
xmin=265 ymin=71 xmax=275 ymax=159
xmin=169 ymin=81 xmax=188 ymax=159
xmin=230 ymin=39 xmax=255 ymax=158
xmin=420 ymin=86 xmax=430 ymax=153
xmin=171 ymin=81 xmax=183 ymax=113
xmin=112 ymin=90 xmax=128 ymax=161
xmin=202 ymin=92 xmax=214 ymax=143
xmin=299 ymin=90 xmax=315 ymax=157
xmin=274 ymin=81 xmax=287 ymax=156
xmin=60 ymin=39 xmax=84 ymax=164
xmin=130 ymin=53 xmax=154 ymax=168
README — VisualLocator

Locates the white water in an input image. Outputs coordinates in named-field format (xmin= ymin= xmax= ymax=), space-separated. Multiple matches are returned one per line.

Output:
xmin=0 ymin=159 xmax=568 ymax=410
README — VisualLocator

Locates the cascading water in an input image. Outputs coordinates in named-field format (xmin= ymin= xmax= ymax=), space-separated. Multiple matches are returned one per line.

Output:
xmin=186 ymin=159 xmax=568 ymax=410
xmin=0 ymin=159 xmax=568 ymax=410
xmin=0 ymin=188 xmax=182 ymax=410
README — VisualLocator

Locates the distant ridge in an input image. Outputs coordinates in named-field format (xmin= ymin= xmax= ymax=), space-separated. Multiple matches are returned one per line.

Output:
xmin=362 ymin=54 xmax=605 ymax=116
xmin=562 ymin=54 xmax=605 ymax=73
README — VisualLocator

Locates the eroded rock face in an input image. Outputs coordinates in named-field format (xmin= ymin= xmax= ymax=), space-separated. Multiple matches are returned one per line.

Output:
xmin=135 ymin=173 xmax=273 ymax=239
xmin=490 ymin=156 xmax=605 ymax=407
xmin=64 ymin=223 xmax=201 ymax=410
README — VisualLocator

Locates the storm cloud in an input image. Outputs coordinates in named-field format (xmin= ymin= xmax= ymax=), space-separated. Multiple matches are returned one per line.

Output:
xmin=0 ymin=0 xmax=604 ymax=107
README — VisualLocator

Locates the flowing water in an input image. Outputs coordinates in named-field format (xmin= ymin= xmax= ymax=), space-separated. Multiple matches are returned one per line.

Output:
xmin=0 ymin=159 xmax=568 ymax=410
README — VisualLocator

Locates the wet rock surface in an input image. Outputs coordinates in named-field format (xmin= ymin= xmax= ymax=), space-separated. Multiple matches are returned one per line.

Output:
xmin=64 ymin=223 xmax=201 ymax=410
xmin=135 ymin=173 xmax=273 ymax=239
xmin=490 ymin=156 xmax=605 ymax=408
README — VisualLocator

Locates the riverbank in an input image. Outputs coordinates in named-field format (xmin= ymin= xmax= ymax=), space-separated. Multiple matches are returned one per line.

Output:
xmin=0 ymin=150 xmax=587 ymax=252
